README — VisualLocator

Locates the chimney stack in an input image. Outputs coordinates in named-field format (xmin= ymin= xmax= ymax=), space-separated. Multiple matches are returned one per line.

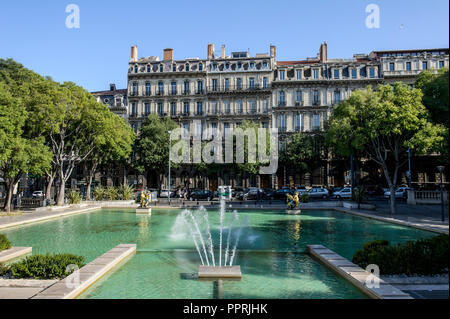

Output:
xmin=320 ymin=42 xmax=327 ymax=62
xmin=110 ymin=83 xmax=116 ymax=91
xmin=221 ymin=45 xmax=225 ymax=58
xmin=270 ymin=44 xmax=276 ymax=60
xmin=208 ymin=43 xmax=215 ymax=60
xmin=164 ymin=48 xmax=174 ymax=61
xmin=131 ymin=45 xmax=138 ymax=62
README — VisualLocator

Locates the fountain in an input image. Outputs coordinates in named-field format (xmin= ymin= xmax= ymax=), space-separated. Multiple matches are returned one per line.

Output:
xmin=177 ymin=199 xmax=243 ymax=279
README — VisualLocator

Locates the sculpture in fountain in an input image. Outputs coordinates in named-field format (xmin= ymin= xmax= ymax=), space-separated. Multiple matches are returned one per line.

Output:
xmin=178 ymin=199 xmax=243 ymax=279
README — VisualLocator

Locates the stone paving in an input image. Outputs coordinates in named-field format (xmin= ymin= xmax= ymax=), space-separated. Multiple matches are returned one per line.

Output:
xmin=31 ymin=244 xmax=136 ymax=299
xmin=0 ymin=247 xmax=32 ymax=263
xmin=0 ymin=205 xmax=101 ymax=230
xmin=307 ymin=245 xmax=413 ymax=299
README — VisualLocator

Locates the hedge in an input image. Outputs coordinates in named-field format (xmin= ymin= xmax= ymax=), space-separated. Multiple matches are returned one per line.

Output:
xmin=0 ymin=234 xmax=11 ymax=251
xmin=352 ymin=234 xmax=449 ymax=275
xmin=3 ymin=253 xmax=85 ymax=279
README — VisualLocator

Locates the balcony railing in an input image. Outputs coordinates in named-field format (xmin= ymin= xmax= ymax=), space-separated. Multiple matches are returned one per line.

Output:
xmin=312 ymin=100 xmax=320 ymax=106
xmin=279 ymin=101 xmax=286 ymax=107
xmin=295 ymin=101 xmax=304 ymax=106
xmin=206 ymin=84 xmax=271 ymax=93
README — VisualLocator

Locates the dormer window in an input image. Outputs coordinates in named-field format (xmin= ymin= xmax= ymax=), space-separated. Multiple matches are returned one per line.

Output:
xmin=159 ymin=64 xmax=164 ymax=72
xmin=237 ymin=62 xmax=242 ymax=69
xmin=147 ymin=65 xmax=151 ymax=72
xmin=250 ymin=62 xmax=255 ymax=68
xmin=185 ymin=64 xmax=190 ymax=72
xmin=263 ymin=61 xmax=268 ymax=68
xmin=172 ymin=64 xmax=177 ymax=72
xmin=225 ymin=63 xmax=230 ymax=70
xmin=198 ymin=63 xmax=203 ymax=71
xmin=134 ymin=65 xmax=138 ymax=73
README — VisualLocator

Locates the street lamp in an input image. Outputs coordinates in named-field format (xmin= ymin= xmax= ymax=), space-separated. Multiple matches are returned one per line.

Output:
xmin=437 ymin=166 xmax=445 ymax=222
xmin=407 ymin=148 xmax=412 ymax=188
xmin=168 ymin=130 xmax=172 ymax=206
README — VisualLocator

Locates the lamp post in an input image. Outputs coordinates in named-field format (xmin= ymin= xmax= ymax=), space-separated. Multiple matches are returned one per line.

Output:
xmin=437 ymin=166 xmax=445 ymax=222
xmin=407 ymin=149 xmax=412 ymax=188
xmin=168 ymin=130 xmax=172 ymax=206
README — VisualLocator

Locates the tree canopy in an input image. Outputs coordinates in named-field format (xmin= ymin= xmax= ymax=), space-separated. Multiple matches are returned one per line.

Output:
xmin=326 ymin=83 xmax=445 ymax=214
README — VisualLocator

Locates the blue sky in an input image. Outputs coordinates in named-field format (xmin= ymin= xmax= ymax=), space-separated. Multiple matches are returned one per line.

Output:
xmin=0 ymin=0 xmax=448 ymax=92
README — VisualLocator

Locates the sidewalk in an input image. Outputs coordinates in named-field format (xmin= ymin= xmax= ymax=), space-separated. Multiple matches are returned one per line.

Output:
xmin=0 ymin=205 xmax=100 ymax=230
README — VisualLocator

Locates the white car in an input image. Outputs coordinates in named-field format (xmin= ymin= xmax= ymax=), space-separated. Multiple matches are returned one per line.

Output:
xmin=384 ymin=187 xmax=410 ymax=199
xmin=159 ymin=189 xmax=175 ymax=198
xmin=32 ymin=191 xmax=44 ymax=198
xmin=333 ymin=187 xmax=352 ymax=199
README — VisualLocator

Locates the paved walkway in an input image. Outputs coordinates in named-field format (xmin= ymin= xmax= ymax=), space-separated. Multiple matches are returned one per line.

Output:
xmin=0 ymin=205 xmax=101 ymax=230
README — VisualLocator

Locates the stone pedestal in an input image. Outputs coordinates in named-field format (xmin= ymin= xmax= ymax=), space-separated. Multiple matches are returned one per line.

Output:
xmin=198 ymin=266 xmax=242 ymax=279
xmin=286 ymin=210 xmax=301 ymax=215
xmin=135 ymin=208 xmax=152 ymax=215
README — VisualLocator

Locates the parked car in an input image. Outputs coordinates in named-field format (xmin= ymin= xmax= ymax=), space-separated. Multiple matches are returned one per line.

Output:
xmin=295 ymin=187 xmax=309 ymax=196
xmin=333 ymin=187 xmax=352 ymax=199
xmin=307 ymin=188 xmax=330 ymax=199
xmin=366 ymin=185 xmax=384 ymax=196
xmin=236 ymin=188 xmax=250 ymax=200
xmin=263 ymin=189 xmax=276 ymax=200
xmin=384 ymin=187 xmax=411 ymax=199
xmin=159 ymin=189 xmax=175 ymax=198
xmin=273 ymin=188 xmax=294 ymax=199
xmin=190 ymin=190 xmax=213 ymax=201
xmin=246 ymin=188 xmax=264 ymax=200
xmin=32 ymin=191 xmax=44 ymax=198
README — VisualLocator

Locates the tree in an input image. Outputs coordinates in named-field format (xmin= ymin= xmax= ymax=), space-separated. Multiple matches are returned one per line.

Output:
xmin=326 ymin=83 xmax=445 ymax=215
xmin=0 ymin=81 xmax=52 ymax=212
xmin=415 ymin=67 xmax=449 ymax=163
xmin=280 ymin=132 xmax=314 ymax=173
xmin=134 ymin=114 xmax=178 ymax=189
xmin=235 ymin=120 xmax=271 ymax=176
xmin=82 ymin=106 xmax=135 ymax=200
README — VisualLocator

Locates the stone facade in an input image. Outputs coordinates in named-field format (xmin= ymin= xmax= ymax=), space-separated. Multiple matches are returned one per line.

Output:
xmin=90 ymin=44 xmax=449 ymax=190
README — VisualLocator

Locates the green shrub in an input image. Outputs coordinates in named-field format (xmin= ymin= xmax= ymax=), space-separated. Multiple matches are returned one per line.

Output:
xmin=9 ymin=253 xmax=85 ymax=280
xmin=0 ymin=234 xmax=11 ymax=251
xmin=67 ymin=190 xmax=82 ymax=204
xmin=118 ymin=184 xmax=134 ymax=201
xmin=93 ymin=186 xmax=105 ymax=201
xmin=300 ymin=193 xmax=310 ymax=203
xmin=0 ymin=263 xmax=9 ymax=277
xmin=106 ymin=186 xmax=119 ymax=201
xmin=352 ymin=235 xmax=449 ymax=275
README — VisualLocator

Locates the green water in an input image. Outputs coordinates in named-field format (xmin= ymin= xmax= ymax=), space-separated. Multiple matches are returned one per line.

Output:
xmin=1 ymin=208 xmax=436 ymax=299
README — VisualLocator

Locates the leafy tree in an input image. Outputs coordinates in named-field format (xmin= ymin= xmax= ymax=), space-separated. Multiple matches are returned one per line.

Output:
xmin=326 ymin=83 xmax=445 ymax=215
xmin=280 ymin=132 xmax=316 ymax=174
xmin=134 ymin=114 xmax=178 ymax=189
xmin=415 ymin=67 xmax=449 ymax=162
xmin=82 ymin=108 xmax=135 ymax=200
xmin=235 ymin=120 xmax=271 ymax=176
xmin=0 ymin=60 xmax=53 ymax=212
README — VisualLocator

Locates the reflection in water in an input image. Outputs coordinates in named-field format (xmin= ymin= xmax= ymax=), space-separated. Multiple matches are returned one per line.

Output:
xmin=138 ymin=216 xmax=150 ymax=242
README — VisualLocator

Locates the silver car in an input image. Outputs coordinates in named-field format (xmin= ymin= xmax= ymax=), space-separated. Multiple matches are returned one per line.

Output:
xmin=333 ymin=187 xmax=352 ymax=199
xmin=308 ymin=188 xmax=329 ymax=199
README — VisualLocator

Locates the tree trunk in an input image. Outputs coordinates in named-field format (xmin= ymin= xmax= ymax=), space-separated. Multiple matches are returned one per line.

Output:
xmin=45 ymin=174 xmax=54 ymax=201
xmin=3 ymin=180 xmax=14 ymax=213
xmin=56 ymin=167 xmax=66 ymax=206
xmin=86 ymin=175 xmax=93 ymax=201
xmin=389 ymin=184 xmax=397 ymax=215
